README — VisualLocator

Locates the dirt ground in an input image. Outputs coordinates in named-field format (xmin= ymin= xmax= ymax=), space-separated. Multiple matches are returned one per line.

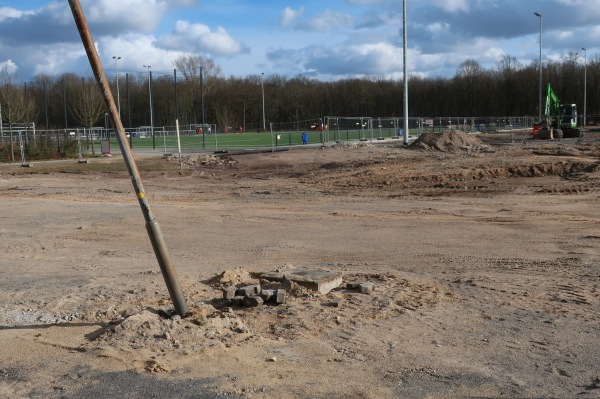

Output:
xmin=0 ymin=131 xmax=599 ymax=398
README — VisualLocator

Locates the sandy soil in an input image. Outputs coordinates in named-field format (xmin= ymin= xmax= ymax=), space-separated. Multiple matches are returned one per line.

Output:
xmin=0 ymin=131 xmax=599 ymax=398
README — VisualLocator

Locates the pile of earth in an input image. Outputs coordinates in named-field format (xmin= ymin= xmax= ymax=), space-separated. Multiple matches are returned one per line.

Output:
xmin=327 ymin=141 xmax=372 ymax=150
xmin=410 ymin=130 xmax=492 ymax=153
xmin=169 ymin=154 xmax=236 ymax=168
xmin=72 ymin=266 xmax=451 ymax=368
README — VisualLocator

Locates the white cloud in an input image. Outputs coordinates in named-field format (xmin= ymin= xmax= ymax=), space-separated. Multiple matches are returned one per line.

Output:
xmin=0 ymin=0 xmax=599 ymax=83
xmin=0 ymin=7 xmax=35 ymax=21
xmin=268 ymin=40 xmax=402 ymax=79
xmin=99 ymin=34 xmax=184 ymax=73
xmin=346 ymin=0 xmax=384 ymax=4
xmin=156 ymin=20 xmax=248 ymax=56
xmin=171 ymin=0 xmax=198 ymax=5
xmin=0 ymin=59 xmax=18 ymax=75
xmin=84 ymin=0 xmax=166 ymax=33
xmin=31 ymin=43 xmax=87 ymax=77
xmin=280 ymin=6 xmax=304 ymax=28
xmin=425 ymin=22 xmax=450 ymax=34
xmin=429 ymin=0 xmax=470 ymax=13
xmin=300 ymin=9 xmax=355 ymax=32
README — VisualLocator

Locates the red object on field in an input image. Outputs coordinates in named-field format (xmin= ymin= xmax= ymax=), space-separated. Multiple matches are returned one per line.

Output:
xmin=532 ymin=123 xmax=542 ymax=135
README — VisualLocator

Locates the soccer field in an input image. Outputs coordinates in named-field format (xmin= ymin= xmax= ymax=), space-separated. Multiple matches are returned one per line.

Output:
xmin=113 ymin=127 xmax=404 ymax=151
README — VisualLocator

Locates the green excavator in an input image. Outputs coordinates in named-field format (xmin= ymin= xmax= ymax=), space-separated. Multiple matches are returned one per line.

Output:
xmin=533 ymin=83 xmax=583 ymax=139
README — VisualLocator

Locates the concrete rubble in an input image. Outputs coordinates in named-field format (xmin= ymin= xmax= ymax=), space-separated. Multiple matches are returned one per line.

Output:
xmin=223 ymin=284 xmax=287 ymax=307
xmin=260 ymin=269 xmax=343 ymax=294
xmin=220 ymin=268 xmax=376 ymax=309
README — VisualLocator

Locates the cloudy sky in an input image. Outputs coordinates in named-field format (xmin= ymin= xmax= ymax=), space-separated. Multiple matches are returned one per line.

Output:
xmin=0 ymin=0 xmax=597 ymax=82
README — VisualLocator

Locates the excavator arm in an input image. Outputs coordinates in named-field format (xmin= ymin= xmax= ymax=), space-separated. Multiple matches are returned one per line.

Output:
xmin=544 ymin=83 xmax=560 ymax=120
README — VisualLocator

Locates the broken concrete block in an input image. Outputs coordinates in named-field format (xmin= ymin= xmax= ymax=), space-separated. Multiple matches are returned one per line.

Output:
xmin=327 ymin=298 xmax=344 ymax=308
xmin=223 ymin=286 xmax=237 ymax=299
xmin=346 ymin=281 xmax=362 ymax=290
xmin=231 ymin=296 xmax=245 ymax=306
xmin=243 ymin=295 xmax=264 ymax=307
xmin=276 ymin=289 xmax=286 ymax=304
xmin=260 ymin=289 xmax=276 ymax=302
xmin=236 ymin=284 xmax=261 ymax=297
xmin=261 ymin=269 xmax=342 ymax=294
xmin=359 ymin=282 xmax=375 ymax=294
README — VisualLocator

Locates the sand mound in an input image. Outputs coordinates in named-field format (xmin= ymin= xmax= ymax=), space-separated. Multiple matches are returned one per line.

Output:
xmin=328 ymin=141 xmax=372 ymax=149
xmin=84 ymin=308 xmax=251 ymax=355
xmin=410 ymin=130 xmax=491 ymax=153
xmin=170 ymin=154 xmax=237 ymax=168
xmin=208 ymin=267 xmax=255 ymax=286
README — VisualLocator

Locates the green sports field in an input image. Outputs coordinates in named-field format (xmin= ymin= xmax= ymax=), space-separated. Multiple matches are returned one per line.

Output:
xmin=113 ymin=128 xmax=408 ymax=151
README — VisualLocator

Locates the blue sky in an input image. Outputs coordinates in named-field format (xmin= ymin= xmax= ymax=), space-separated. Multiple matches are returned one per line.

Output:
xmin=0 ymin=0 xmax=598 ymax=82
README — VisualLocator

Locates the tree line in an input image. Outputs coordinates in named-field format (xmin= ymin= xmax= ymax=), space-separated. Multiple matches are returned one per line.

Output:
xmin=0 ymin=52 xmax=598 ymax=133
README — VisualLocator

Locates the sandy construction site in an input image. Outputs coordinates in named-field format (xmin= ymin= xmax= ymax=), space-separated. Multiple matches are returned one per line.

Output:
xmin=0 ymin=131 xmax=599 ymax=398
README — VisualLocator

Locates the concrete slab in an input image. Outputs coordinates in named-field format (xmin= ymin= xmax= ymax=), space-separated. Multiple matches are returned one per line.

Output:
xmin=261 ymin=269 xmax=342 ymax=294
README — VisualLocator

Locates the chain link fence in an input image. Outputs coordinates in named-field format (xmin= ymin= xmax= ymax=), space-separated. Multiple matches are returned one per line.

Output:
xmin=0 ymin=114 xmax=574 ymax=162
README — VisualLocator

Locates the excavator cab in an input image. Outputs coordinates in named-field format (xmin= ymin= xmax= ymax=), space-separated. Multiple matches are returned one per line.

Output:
xmin=559 ymin=104 xmax=577 ymax=128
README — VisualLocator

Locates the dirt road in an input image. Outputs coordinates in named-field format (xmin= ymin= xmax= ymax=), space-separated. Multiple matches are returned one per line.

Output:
xmin=1 ymin=132 xmax=599 ymax=398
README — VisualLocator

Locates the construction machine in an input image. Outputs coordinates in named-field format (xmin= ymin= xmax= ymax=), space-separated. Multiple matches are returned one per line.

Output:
xmin=532 ymin=83 xmax=583 ymax=139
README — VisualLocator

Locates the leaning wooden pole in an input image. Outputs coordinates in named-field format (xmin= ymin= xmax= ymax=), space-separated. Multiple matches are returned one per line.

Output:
xmin=68 ymin=0 xmax=188 ymax=317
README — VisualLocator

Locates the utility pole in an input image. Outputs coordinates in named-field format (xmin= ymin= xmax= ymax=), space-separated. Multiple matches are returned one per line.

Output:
xmin=534 ymin=12 xmax=543 ymax=122
xmin=69 ymin=0 xmax=188 ymax=316
xmin=402 ymin=0 xmax=409 ymax=145
xmin=0 ymin=102 xmax=3 ymax=144
xmin=261 ymin=72 xmax=266 ymax=131
xmin=582 ymin=47 xmax=587 ymax=127
xmin=113 ymin=56 xmax=121 ymax=117
xmin=143 ymin=65 xmax=154 ymax=149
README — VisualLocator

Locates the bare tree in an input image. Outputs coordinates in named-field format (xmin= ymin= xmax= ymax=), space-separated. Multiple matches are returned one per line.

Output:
xmin=456 ymin=59 xmax=484 ymax=116
xmin=496 ymin=55 xmax=523 ymax=115
xmin=70 ymin=77 xmax=105 ymax=128
xmin=0 ymin=67 xmax=38 ymax=160
xmin=174 ymin=55 xmax=222 ymax=125
xmin=70 ymin=77 xmax=105 ymax=155
xmin=174 ymin=55 xmax=222 ymax=92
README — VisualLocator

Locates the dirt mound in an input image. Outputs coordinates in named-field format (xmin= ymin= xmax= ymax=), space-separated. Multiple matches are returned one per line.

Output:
xmin=328 ymin=141 xmax=372 ymax=149
xmin=410 ymin=130 xmax=491 ymax=153
xmin=170 ymin=154 xmax=237 ymax=168
xmin=84 ymin=307 xmax=251 ymax=359
xmin=208 ymin=267 xmax=256 ymax=286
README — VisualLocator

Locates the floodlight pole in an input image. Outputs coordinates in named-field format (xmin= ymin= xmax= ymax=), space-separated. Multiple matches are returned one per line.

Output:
xmin=534 ymin=12 xmax=542 ymax=122
xmin=201 ymin=66 xmax=205 ymax=148
xmin=68 ymin=0 xmax=188 ymax=317
xmin=261 ymin=72 xmax=266 ymax=131
xmin=143 ymin=65 xmax=155 ymax=149
xmin=112 ymin=56 xmax=121 ymax=117
xmin=402 ymin=0 xmax=409 ymax=145
xmin=582 ymin=47 xmax=587 ymax=127
xmin=0 ymin=103 xmax=3 ymax=143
